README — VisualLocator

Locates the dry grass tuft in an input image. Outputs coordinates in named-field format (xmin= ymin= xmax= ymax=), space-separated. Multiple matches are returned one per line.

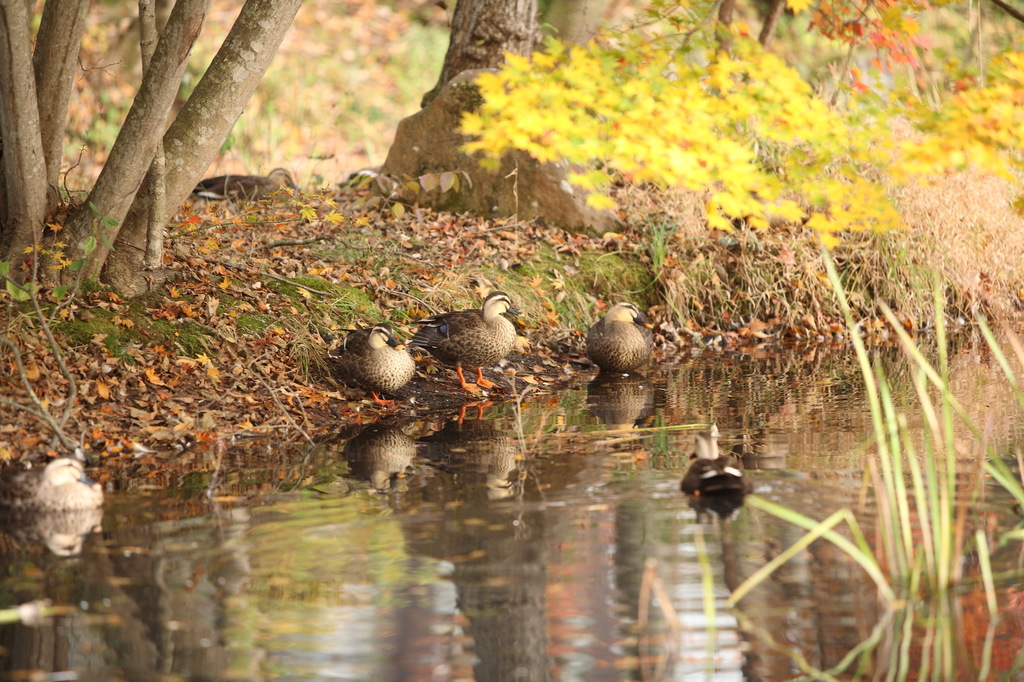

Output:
xmin=891 ymin=171 xmax=1024 ymax=317
xmin=617 ymin=149 xmax=1024 ymax=330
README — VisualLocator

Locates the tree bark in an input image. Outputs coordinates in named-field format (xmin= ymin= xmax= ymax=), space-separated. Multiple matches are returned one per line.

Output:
xmin=60 ymin=0 xmax=209 ymax=281
xmin=139 ymin=0 xmax=166 ymax=270
xmin=33 ymin=0 xmax=90 ymax=214
xmin=717 ymin=0 xmax=736 ymax=54
xmin=758 ymin=0 xmax=787 ymax=47
xmin=0 ymin=0 xmax=48 ymax=266
xmin=541 ymin=0 xmax=608 ymax=45
xmin=422 ymin=0 xmax=538 ymax=107
xmin=103 ymin=0 xmax=303 ymax=294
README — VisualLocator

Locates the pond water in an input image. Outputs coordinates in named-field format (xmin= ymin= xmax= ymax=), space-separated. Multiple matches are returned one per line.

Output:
xmin=3 ymin=344 xmax=1024 ymax=681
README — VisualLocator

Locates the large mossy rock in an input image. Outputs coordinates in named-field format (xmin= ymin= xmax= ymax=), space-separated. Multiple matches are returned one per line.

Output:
xmin=380 ymin=70 xmax=618 ymax=236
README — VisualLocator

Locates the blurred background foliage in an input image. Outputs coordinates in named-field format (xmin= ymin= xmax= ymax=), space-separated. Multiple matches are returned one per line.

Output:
xmin=54 ymin=0 xmax=1023 ymax=196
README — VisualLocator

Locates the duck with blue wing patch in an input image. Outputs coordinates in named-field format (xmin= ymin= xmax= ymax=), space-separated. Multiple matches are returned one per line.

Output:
xmin=410 ymin=291 xmax=520 ymax=393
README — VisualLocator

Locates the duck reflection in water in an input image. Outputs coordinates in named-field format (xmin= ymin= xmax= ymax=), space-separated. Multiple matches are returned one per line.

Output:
xmin=417 ymin=414 xmax=521 ymax=500
xmin=586 ymin=373 xmax=655 ymax=430
xmin=0 ymin=457 xmax=105 ymax=556
xmin=0 ymin=507 xmax=104 ymax=557
xmin=681 ymin=425 xmax=752 ymax=519
xmin=342 ymin=421 xmax=418 ymax=493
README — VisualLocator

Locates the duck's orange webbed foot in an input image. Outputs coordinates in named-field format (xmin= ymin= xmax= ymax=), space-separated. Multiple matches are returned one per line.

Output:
xmin=475 ymin=367 xmax=498 ymax=390
xmin=456 ymin=367 xmax=483 ymax=394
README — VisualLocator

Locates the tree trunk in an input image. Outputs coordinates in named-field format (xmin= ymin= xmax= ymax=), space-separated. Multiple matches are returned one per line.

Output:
xmin=103 ymin=0 xmax=303 ymax=294
xmin=33 ymin=0 xmax=90 ymax=215
xmin=0 ymin=0 xmax=48 ymax=268
xmin=422 ymin=0 xmax=538 ymax=107
xmin=139 ymin=0 xmax=167 ymax=270
xmin=59 ymin=0 xmax=210 ymax=282
xmin=758 ymin=0 xmax=787 ymax=47
xmin=717 ymin=0 xmax=736 ymax=54
xmin=382 ymin=0 xmax=617 ymax=234
xmin=541 ymin=0 xmax=610 ymax=45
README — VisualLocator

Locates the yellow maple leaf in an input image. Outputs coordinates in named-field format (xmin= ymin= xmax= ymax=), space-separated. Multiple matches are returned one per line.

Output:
xmin=786 ymin=0 xmax=813 ymax=15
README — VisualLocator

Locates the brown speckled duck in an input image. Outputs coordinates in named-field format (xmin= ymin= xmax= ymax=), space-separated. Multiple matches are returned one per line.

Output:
xmin=680 ymin=425 xmax=752 ymax=497
xmin=0 ymin=458 xmax=104 ymax=511
xmin=410 ymin=291 xmax=520 ymax=393
xmin=586 ymin=302 xmax=654 ymax=373
xmin=330 ymin=324 xmax=415 ymax=406
xmin=192 ymin=167 xmax=296 ymax=201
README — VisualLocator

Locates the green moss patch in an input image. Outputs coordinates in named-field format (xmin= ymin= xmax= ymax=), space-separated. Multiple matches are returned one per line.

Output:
xmin=55 ymin=309 xmax=212 ymax=359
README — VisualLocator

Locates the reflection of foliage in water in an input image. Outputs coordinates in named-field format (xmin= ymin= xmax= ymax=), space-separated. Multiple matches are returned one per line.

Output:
xmin=243 ymin=495 xmax=439 ymax=607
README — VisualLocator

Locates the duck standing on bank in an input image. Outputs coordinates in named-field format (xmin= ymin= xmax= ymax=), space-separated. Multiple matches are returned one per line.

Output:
xmin=0 ymin=458 xmax=104 ymax=511
xmin=680 ymin=425 xmax=752 ymax=496
xmin=410 ymin=291 xmax=520 ymax=393
xmin=330 ymin=324 xmax=416 ymax=407
xmin=586 ymin=302 xmax=654 ymax=373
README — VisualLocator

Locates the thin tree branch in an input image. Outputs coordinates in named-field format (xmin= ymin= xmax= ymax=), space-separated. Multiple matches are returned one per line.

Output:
xmin=758 ymin=0 xmax=787 ymax=48
xmin=250 ymin=359 xmax=313 ymax=444
xmin=380 ymin=288 xmax=440 ymax=314
xmin=0 ymin=334 xmax=76 ymax=450
xmin=259 ymin=236 xmax=325 ymax=249
xmin=988 ymin=0 xmax=1024 ymax=24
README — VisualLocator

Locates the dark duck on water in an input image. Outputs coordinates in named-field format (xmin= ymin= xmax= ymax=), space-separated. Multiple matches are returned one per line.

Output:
xmin=680 ymin=425 xmax=752 ymax=497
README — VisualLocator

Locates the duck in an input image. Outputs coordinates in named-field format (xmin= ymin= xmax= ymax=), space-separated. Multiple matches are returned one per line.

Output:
xmin=0 ymin=458 xmax=104 ymax=511
xmin=330 ymin=324 xmax=416 ymax=406
xmin=192 ymin=167 xmax=296 ymax=201
xmin=410 ymin=291 xmax=520 ymax=393
xmin=680 ymin=425 xmax=752 ymax=496
xmin=586 ymin=302 xmax=654 ymax=373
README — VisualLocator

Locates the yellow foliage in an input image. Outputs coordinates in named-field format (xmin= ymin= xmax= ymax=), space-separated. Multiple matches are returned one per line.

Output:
xmin=461 ymin=21 xmax=1023 ymax=247
xmin=462 ymin=35 xmax=898 ymax=244
xmin=898 ymin=52 xmax=1024 ymax=180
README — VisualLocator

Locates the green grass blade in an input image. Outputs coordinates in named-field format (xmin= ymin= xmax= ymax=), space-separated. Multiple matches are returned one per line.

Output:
xmin=694 ymin=526 xmax=717 ymax=678
xmin=731 ymin=496 xmax=894 ymax=605
xmin=974 ymin=529 xmax=998 ymax=616
xmin=976 ymin=315 xmax=1024 ymax=410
